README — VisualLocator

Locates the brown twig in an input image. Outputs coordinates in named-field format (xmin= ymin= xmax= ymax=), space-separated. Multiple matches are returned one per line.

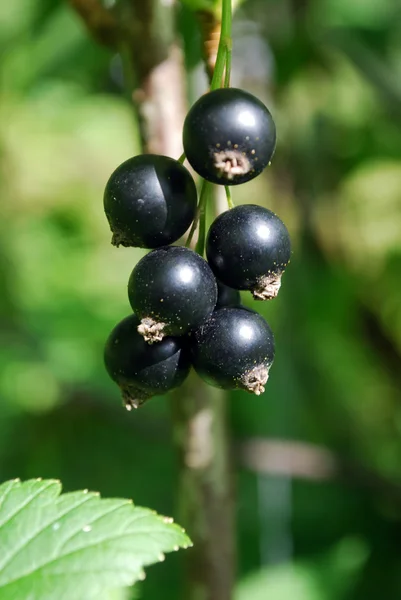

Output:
xmin=171 ymin=375 xmax=235 ymax=600
xmin=68 ymin=0 xmax=118 ymax=46
xmin=69 ymin=0 xmax=185 ymax=156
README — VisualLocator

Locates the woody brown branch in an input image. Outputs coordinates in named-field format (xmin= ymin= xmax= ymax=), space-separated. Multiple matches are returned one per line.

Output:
xmin=171 ymin=375 xmax=235 ymax=600
xmin=69 ymin=0 xmax=185 ymax=156
xmin=68 ymin=0 xmax=118 ymax=46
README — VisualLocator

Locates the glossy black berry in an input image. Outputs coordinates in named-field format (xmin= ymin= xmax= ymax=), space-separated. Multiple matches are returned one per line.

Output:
xmin=216 ymin=279 xmax=241 ymax=309
xmin=128 ymin=246 xmax=218 ymax=342
xmin=104 ymin=154 xmax=197 ymax=248
xmin=183 ymin=88 xmax=276 ymax=185
xmin=190 ymin=307 xmax=275 ymax=394
xmin=104 ymin=314 xmax=191 ymax=409
xmin=206 ymin=204 xmax=291 ymax=300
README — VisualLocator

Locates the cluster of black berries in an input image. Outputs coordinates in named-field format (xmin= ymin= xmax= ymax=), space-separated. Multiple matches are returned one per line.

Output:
xmin=103 ymin=88 xmax=291 ymax=410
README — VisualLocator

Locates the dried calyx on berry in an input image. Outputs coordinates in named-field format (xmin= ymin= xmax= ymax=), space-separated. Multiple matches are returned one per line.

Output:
xmin=104 ymin=154 xmax=197 ymax=249
xmin=183 ymin=88 xmax=276 ymax=185
xmin=104 ymin=314 xmax=191 ymax=410
xmin=190 ymin=307 xmax=275 ymax=394
xmin=128 ymin=246 xmax=218 ymax=343
xmin=206 ymin=204 xmax=291 ymax=300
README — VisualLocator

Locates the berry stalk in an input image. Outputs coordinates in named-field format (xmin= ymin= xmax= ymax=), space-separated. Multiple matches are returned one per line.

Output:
xmin=194 ymin=0 xmax=234 ymax=253
xmin=185 ymin=181 xmax=206 ymax=249
xmin=225 ymin=186 xmax=234 ymax=209
xmin=210 ymin=0 xmax=232 ymax=91
xmin=195 ymin=181 xmax=213 ymax=256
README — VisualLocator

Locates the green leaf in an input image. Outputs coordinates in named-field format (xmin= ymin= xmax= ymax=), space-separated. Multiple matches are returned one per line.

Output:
xmin=0 ymin=479 xmax=191 ymax=600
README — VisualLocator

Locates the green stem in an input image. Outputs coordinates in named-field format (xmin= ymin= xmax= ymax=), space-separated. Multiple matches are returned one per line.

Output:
xmin=188 ymin=0 xmax=233 ymax=254
xmin=187 ymin=180 xmax=212 ymax=255
xmin=210 ymin=0 xmax=232 ymax=91
xmin=185 ymin=220 xmax=198 ymax=249
xmin=186 ymin=182 xmax=203 ymax=249
xmin=195 ymin=181 xmax=212 ymax=256
xmin=178 ymin=152 xmax=186 ymax=164
xmin=224 ymin=48 xmax=232 ymax=88
xmin=189 ymin=0 xmax=233 ymax=253
xmin=210 ymin=46 xmax=227 ymax=90
xmin=225 ymin=186 xmax=234 ymax=209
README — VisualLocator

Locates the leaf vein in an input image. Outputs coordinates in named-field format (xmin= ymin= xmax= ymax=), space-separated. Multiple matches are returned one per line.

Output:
xmin=0 ymin=481 xmax=16 ymax=510
xmin=0 ymin=481 xmax=56 ymax=529
xmin=0 ymin=528 xmax=180 ymax=587
xmin=56 ymin=502 xmax=132 ymax=555
xmin=0 ymin=495 xmax=95 ymax=574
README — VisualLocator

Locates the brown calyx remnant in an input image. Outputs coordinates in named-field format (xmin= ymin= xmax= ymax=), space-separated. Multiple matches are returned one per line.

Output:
xmin=252 ymin=272 xmax=283 ymax=301
xmin=214 ymin=150 xmax=251 ymax=180
xmin=137 ymin=317 xmax=165 ymax=343
xmin=242 ymin=364 xmax=270 ymax=395
xmin=111 ymin=231 xmax=131 ymax=248
xmin=120 ymin=385 xmax=150 ymax=411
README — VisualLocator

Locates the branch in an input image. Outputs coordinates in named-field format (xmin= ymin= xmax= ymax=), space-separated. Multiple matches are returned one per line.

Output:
xmin=69 ymin=2 xmax=235 ymax=599
xmin=70 ymin=0 xmax=185 ymax=155
xmin=170 ymin=375 xmax=235 ymax=600
xmin=68 ymin=0 xmax=118 ymax=46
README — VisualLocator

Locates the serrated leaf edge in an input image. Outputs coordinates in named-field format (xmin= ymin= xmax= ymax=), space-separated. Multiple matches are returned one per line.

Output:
xmin=0 ymin=479 xmax=192 ymax=592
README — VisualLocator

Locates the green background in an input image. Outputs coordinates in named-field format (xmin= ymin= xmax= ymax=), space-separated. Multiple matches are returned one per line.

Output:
xmin=0 ymin=0 xmax=400 ymax=598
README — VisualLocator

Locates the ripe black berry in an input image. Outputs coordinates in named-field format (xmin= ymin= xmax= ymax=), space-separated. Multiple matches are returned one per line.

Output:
xmin=216 ymin=279 xmax=241 ymax=309
xmin=128 ymin=246 xmax=218 ymax=342
xmin=104 ymin=154 xmax=197 ymax=248
xmin=206 ymin=204 xmax=291 ymax=300
xmin=190 ymin=307 xmax=275 ymax=394
xmin=183 ymin=88 xmax=276 ymax=185
xmin=104 ymin=314 xmax=191 ymax=409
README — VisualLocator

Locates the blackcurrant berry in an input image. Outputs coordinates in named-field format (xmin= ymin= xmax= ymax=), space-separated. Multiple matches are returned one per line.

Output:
xmin=206 ymin=204 xmax=291 ymax=300
xmin=183 ymin=88 xmax=276 ymax=185
xmin=104 ymin=314 xmax=191 ymax=410
xmin=216 ymin=279 xmax=241 ymax=309
xmin=190 ymin=307 xmax=275 ymax=395
xmin=104 ymin=154 xmax=197 ymax=248
xmin=128 ymin=246 xmax=218 ymax=342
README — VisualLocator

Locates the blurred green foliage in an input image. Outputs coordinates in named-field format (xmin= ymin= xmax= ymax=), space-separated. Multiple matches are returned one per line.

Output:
xmin=0 ymin=0 xmax=400 ymax=598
